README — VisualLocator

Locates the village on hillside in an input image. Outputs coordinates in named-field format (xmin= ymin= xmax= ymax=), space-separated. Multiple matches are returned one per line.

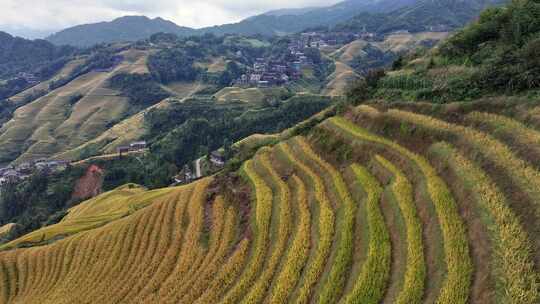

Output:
xmin=0 ymin=159 xmax=69 ymax=186
xmin=0 ymin=141 xmax=149 ymax=188
xmin=233 ymin=31 xmax=372 ymax=88
xmin=0 ymin=137 xmax=224 ymax=189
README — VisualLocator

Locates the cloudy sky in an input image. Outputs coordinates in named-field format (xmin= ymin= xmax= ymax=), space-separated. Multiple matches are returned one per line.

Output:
xmin=0 ymin=0 xmax=341 ymax=38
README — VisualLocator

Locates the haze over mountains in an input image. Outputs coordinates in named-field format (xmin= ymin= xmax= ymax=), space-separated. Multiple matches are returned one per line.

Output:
xmin=42 ymin=0 xmax=503 ymax=47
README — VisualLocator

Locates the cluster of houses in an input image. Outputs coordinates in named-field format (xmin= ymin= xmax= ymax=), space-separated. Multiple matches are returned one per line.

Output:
xmin=0 ymin=141 xmax=148 ymax=187
xmin=234 ymin=56 xmax=302 ymax=88
xmin=233 ymin=30 xmax=379 ymax=89
xmin=117 ymin=141 xmax=148 ymax=156
xmin=209 ymin=151 xmax=226 ymax=166
xmin=292 ymin=31 xmax=375 ymax=51
xmin=174 ymin=165 xmax=196 ymax=185
xmin=0 ymin=159 xmax=69 ymax=186
xmin=233 ymin=47 xmax=316 ymax=88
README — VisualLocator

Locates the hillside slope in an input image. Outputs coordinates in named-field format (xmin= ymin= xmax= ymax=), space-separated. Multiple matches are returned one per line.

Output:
xmin=323 ymin=31 xmax=449 ymax=95
xmin=0 ymin=100 xmax=539 ymax=303
xmin=0 ymin=49 xmax=151 ymax=164
xmin=334 ymin=0 xmax=506 ymax=34
xmin=0 ymin=183 xmax=173 ymax=250
xmin=0 ymin=31 xmax=75 ymax=79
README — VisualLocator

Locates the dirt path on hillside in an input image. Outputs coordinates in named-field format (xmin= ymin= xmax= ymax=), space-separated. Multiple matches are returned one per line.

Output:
xmin=71 ymin=164 xmax=104 ymax=204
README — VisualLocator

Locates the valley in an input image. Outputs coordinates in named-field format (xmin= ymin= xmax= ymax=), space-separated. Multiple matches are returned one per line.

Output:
xmin=0 ymin=26 xmax=448 ymax=168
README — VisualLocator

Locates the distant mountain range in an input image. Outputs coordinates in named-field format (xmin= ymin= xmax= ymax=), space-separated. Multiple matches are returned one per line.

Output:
xmin=46 ymin=16 xmax=194 ymax=47
xmin=44 ymin=0 xmax=417 ymax=47
xmin=0 ymin=25 xmax=52 ymax=40
xmin=41 ymin=0 xmax=505 ymax=47
xmin=262 ymin=7 xmax=320 ymax=17
xmin=334 ymin=0 xmax=507 ymax=33
xmin=197 ymin=0 xmax=418 ymax=36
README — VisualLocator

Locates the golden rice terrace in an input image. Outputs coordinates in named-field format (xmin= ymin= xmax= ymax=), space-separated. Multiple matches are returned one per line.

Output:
xmin=0 ymin=102 xmax=539 ymax=304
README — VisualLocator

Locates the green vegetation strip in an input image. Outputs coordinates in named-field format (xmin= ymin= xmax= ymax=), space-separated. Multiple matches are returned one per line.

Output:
xmin=221 ymin=157 xmax=273 ymax=304
xmin=329 ymin=117 xmax=472 ymax=304
xmin=387 ymin=109 xmax=540 ymax=222
xmin=180 ymin=204 xmax=237 ymax=303
xmin=375 ymin=155 xmax=425 ymax=304
xmin=341 ymin=164 xmax=389 ymax=304
xmin=429 ymin=142 xmax=539 ymax=304
xmin=278 ymin=142 xmax=335 ymax=304
xmin=268 ymin=175 xmax=311 ymax=303
xmin=465 ymin=111 xmax=540 ymax=157
xmin=295 ymin=137 xmax=357 ymax=304
xmin=242 ymin=151 xmax=292 ymax=303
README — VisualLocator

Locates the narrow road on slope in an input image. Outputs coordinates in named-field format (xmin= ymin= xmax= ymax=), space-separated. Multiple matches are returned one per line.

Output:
xmin=195 ymin=157 xmax=203 ymax=178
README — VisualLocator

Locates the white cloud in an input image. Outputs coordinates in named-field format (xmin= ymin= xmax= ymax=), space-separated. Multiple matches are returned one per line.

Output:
xmin=0 ymin=0 xmax=342 ymax=37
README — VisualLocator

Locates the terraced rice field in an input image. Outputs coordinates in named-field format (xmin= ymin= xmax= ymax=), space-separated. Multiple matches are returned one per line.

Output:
xmin=0 ymin=51 xmax=151 ymax=164
xmin=374 ymin=32 xmax=449 ymax=53
xmin=214 ymin=86 xmax=288 ymax=104
xmin=331 ymin=40 xmax=370 ymax=65
xmin=323 ymin=62 xmax=361 ymax=97
xmin=7 ymin=58 xmax=87 ymax=105
xmin=0 ymin=104 xmax=539 ymax=303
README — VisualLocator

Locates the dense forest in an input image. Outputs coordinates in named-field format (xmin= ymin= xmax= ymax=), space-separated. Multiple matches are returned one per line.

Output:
xmin=0 ymin=32 xmax=76 ymax=80
xmin=0 ymin=166 xmax=86 ymax=240
xmin=0 ymin=31 xmax=78 ymax=104
xmin=109 ymin=73 xmax=171 ymax=106
xmin=440 ymin=0 xmax=540 ymax=92
xmin=98 ymin=94 xmax=332 ymax=190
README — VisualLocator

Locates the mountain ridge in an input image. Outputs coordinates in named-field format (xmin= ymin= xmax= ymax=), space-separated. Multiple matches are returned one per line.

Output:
xmin=45 ymin=0 xmax=418 ymax=47
xmin=46 ymin=15 xmax=194 ymax=47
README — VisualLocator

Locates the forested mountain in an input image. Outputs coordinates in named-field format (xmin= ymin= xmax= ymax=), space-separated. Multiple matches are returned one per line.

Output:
xmin=199 ymin=0 xmax=418 ymax=36
xmin=0 ymin=31 xmax=77 ymax=106
xmin=46 ymin=0 xmax=418 ymax=47
xmin=348 ymin=0 xmax=540 ymax=103
xmin=46 ymin=16 xmax=194 ymax=47
xmin=333 ymin=0 xmax=507 ymax=33
xmin=380 ymin=0 xmax=507 ymax=32
xmin=0 ymin=32 xmax=75 ymax=79
xmin=44 ymin=0 xmax=507 ymax=47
